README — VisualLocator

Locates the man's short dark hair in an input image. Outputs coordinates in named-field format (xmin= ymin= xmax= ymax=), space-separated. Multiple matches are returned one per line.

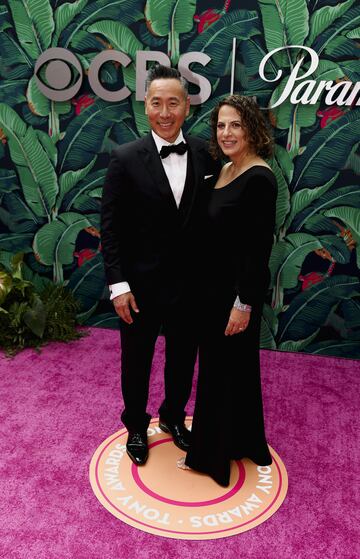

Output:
xmin=145 ymin=64 xmax=188 ymax=96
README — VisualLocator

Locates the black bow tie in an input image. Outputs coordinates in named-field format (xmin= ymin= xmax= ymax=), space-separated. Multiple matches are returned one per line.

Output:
xmin=160 ymin=141 xmax=188 ymax=159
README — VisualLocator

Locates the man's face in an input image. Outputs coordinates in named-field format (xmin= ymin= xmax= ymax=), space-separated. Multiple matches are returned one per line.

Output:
xmin=145 ymin=78 xmax=190 ymax=143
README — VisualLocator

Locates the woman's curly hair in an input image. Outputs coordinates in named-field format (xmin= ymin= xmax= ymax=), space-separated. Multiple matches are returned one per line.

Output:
xmin=209 ymin=95 xmax=273 ymax=160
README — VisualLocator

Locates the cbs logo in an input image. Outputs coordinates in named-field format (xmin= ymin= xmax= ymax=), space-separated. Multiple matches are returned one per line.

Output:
xmin=34 ymin=48 xmax=212 ymax=105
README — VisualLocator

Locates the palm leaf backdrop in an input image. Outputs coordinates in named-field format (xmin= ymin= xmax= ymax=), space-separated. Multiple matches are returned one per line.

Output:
xmin=0 ymin=0 xmax=359 ymax=358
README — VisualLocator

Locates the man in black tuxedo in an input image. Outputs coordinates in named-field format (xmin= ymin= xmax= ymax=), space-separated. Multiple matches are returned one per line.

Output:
xmin=101 ymin=64 xmax=220 ymax=465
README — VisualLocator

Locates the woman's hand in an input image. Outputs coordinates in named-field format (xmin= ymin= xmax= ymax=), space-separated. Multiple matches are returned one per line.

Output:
xmin=225 ymin=308 xmax=251 ymax=336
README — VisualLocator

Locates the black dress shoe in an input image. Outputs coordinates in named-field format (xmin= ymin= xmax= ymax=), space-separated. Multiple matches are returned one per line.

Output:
xmin=158 ymin=420 xmax=191 ymax=451
xmin=126 ymin=432 xmax=148 ymax=465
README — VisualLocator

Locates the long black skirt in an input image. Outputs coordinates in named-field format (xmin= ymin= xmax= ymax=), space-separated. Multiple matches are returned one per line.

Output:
xmin=185 ymin=295 xmax=272 ymax=487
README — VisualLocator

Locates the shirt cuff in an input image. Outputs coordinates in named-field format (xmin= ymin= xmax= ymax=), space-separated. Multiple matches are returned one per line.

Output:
xmin=233 ymin=296 xmax=252 ymax=312
xmin=109 ymin=282 xmax=131 ymax=300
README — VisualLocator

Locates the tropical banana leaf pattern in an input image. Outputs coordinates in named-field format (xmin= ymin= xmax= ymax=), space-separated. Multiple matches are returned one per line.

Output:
xmin=0 ymin=0 xmax=359 ymax=358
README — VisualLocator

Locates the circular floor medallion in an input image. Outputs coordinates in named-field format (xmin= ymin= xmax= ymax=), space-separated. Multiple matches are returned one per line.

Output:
xmin=89 ymin=418 xmax=288 ymax=540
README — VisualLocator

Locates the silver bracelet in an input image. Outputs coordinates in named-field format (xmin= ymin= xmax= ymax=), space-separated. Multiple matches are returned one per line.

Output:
xmin=233 ymin=296 xmax=252 ymax=312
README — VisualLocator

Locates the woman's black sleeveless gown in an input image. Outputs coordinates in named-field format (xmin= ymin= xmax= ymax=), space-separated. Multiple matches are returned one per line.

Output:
xmin=185 ymin=166 xmax=277 ymax=487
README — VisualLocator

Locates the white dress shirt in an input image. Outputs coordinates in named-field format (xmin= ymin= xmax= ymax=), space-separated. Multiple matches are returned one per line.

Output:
xmin=109 ymin=130 xmax=188 ymax=300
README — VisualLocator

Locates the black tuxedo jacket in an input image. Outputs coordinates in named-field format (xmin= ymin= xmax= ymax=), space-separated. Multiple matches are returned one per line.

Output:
xmin=101 ymin=132 xmax=221 ymax=305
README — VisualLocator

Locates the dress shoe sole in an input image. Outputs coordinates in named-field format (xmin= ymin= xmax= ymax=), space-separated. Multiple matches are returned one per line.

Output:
xmin=126 ymin=448 xmax=148 ymax=466
xmin=158 ymin=421 xmax=171 ymax=434
xmin=158 ymin=422 xmax=190 ymax=452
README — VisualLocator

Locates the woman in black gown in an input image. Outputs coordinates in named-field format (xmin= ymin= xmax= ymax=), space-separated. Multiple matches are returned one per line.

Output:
xmin=178 ymin=95 xmax=277 ymax=487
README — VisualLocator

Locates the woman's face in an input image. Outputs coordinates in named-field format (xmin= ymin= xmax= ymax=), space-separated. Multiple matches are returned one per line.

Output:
xmin=216 ymin=104 xmax=249 ymax=160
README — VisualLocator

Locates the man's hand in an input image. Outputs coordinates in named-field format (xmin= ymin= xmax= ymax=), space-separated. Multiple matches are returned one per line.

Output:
xmin=113 ymin=292 xmax=139 ymax=324
xmin=225 ymin=308 xmax=250 ymax=336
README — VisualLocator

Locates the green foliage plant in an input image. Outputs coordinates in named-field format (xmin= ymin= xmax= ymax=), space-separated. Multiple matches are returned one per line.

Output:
xmin=0 ymin=254 xmax=84 ymax=355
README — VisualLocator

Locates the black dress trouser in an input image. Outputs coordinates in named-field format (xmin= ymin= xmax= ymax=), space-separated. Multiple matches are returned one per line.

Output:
xmin=119 ymin=294 xmax=198 ymax=433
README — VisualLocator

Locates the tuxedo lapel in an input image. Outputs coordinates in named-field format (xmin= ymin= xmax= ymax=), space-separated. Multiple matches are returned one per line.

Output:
xmin=178 ymin=135 xmax=202 ymax=228
xmin=137 ymin=133 xmax=205 ymax=224
xmin=184 ymin=135 xmax=201 ymax=190
xmin=138 ymin=133 xmax=178 ymax=212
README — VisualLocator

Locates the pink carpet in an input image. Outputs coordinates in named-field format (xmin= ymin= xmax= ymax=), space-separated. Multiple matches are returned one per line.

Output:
xmin=1 ymin=328 xmax=359 ymax=558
